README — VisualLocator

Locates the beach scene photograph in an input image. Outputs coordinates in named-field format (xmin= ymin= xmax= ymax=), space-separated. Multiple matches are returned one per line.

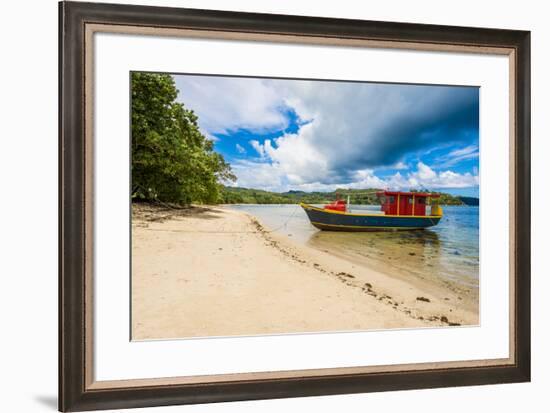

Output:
xmin=131 ymin=72 xmax=480 ymax=340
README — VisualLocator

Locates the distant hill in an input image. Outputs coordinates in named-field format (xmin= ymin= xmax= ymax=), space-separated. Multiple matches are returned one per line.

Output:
xmin=458 ymin=196 xmax=480 ymax=206
xmin=219 ymin=186 xmax=478 ymax=206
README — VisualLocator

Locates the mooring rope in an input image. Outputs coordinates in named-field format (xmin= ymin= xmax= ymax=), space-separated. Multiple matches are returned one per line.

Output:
xmin=263 ymin=203 xmax=302 ymax=233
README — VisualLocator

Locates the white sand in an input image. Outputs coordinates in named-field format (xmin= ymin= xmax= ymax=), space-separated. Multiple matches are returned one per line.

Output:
xmin=131 ymin=204 xmax=478 ymax=340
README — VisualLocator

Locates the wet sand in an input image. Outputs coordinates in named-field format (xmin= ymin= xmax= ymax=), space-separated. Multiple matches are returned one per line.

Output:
xmin=131 ymin=203 xmax=479 ymax=340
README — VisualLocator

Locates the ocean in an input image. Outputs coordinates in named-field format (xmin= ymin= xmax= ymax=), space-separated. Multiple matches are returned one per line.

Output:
xmin=229 ymin=204 xmax=479 ymax=288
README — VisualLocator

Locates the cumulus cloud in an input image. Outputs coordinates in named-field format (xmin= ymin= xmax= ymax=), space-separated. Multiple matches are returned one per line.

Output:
xmin=404 ymin=162 xmax=478 ymax=189
xmin=173 ymin=74 xmax=479 ymax=192
xmin=392 ymin=162 xmax=408 ymax=170
xmin=174 ymin=76 xmax=289 ymax=134
xmin=249 ymin=139 xmax=266 ymax=158
xmin=232 ymin=161 xmax=478 ymax=193
xmin=229 ymin=160 xmax=287 ymax=192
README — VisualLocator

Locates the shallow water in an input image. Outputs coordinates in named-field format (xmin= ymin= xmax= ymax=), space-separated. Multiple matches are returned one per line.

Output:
xmin=230 ymin=204 xmax=479 ymax=288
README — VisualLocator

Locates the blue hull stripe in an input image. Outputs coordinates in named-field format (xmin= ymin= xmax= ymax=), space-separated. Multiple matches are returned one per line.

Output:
xmin=302 ymin=204 xmax=441 ymax=231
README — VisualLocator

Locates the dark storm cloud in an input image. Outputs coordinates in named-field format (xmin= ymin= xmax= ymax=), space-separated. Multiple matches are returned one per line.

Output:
xmin=310 ymin=84 xmax=479 ymax=180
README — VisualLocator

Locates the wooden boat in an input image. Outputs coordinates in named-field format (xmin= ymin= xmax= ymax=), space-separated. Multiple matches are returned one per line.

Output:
xmin=301 ymin=191 xmax=443 ymax=231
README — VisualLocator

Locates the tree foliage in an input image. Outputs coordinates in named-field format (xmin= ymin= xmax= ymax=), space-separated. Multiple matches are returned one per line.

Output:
xmin=131 ymin=72 xmax=235 ymax=204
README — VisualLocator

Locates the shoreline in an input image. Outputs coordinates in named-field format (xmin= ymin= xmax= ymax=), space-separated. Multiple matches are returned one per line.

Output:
xmin=248 ymin=210 xmax=479 ymax=325
xmin=301 ymin=229 xmax=479 ymax=315
xmin=131 ymin=203 xmax=478 ymax=340
xmin=231 ymin=203 xmax=478 ymax=312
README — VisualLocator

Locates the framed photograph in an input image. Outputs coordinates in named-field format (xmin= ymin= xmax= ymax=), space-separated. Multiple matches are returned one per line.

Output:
xmin=59 ymin=1 xmax=530 ymax=411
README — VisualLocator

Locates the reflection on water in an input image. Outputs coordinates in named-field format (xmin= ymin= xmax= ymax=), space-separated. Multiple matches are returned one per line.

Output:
xmin=229 ymin=204 xmax=479 ymax=288
xmin=308 ymin=229 xmax=444 ymax=285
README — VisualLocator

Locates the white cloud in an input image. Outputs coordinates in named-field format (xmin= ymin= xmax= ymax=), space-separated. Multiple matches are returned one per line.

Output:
xmin=229 ymin=160 xmax=287 ymax=192
xmin=416 ymin=161 xmax=437 ymax=180
xmin=449 ymin=145 xmax=478 ymax=158
xmin=230 ymin=161 xmax=383 ymax=193
xmin=393 ymin=161 xmax=408 ymax=170
xmin=395 ymin=162 xmax=479 ymax=189
xmin=174 ymin=76 xmax=288 ymax=134
xmin=436 ymin=145 xmax=479 ymax=167
xmin=231 ymin=161 xmax=478 ymax=193
xmin=249 ymin=140 xmax=266 ymax=158
xmin=235 ymin=143 xmax=246 ymax=154
xmin=204 ymin=132 xmax=219 ymax=142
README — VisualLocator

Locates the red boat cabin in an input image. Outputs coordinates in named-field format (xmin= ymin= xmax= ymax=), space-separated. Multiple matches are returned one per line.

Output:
xmin=324 ymin=198 xmax=347 ymax=212
xmin=377 ymin=191 xmax=439 ymax=216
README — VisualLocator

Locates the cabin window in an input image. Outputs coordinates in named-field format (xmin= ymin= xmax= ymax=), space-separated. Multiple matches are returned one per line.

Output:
xmin=388 ymin=196 xmax=395 ymax=204
xmin=408 ymin=198 xmax=414 ymax=204
xmin=417 ymin=198 xmax=426 ymax=205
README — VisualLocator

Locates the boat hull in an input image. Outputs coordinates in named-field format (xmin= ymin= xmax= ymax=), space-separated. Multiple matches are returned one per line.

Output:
xmin=301 ymin=203 xmax=441 ymax=231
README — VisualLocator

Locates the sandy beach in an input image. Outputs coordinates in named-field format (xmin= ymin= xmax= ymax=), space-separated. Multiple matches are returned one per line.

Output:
xmin=131 ymin=203 xmax=479 ymax=340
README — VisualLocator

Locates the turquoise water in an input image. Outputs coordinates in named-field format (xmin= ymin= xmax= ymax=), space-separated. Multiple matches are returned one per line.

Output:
xmin=230 ymin=204 xmax=479 ymax=288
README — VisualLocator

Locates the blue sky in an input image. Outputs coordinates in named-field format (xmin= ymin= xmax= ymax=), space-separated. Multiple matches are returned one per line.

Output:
xmin=174 ymin=75 xmax=479 ymax=197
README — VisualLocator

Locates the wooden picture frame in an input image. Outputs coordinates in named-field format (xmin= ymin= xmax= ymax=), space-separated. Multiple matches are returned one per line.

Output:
xmin=59 ymin=1 xmax=530 ymax=411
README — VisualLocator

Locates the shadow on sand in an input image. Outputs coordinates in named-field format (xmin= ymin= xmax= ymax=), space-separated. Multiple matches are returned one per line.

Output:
xmin=132 ymin=202 xmax=224 ymax=222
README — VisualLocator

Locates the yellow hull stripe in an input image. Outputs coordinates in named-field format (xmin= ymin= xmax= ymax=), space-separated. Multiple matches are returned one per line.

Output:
xmin=311 ymin=222 xmax=425 ymax=230
xmin=300 ymin=203 xmax=443 ymax=219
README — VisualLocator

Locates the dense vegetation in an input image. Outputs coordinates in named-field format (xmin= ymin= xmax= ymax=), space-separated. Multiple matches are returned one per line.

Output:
xmin=219 ymin=187 xmax=476 ymax=206
xmin=131 ymin=73 xmax=235 ymax=204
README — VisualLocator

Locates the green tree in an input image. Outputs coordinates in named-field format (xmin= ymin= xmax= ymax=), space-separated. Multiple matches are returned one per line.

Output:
xmin=131 ymin=72 xmax=235 ymax=204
